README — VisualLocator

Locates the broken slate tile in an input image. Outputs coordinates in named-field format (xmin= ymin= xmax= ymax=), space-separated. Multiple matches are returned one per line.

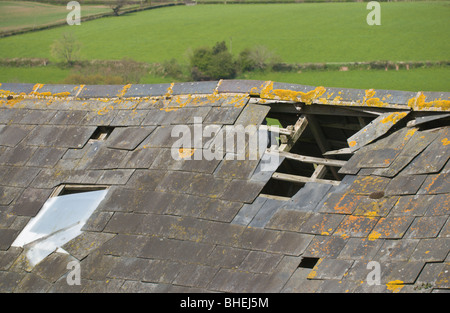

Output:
xmin=231 ymin=196 xmax=267 ymax=226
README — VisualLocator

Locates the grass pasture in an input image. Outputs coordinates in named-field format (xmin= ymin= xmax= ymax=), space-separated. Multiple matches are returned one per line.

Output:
xmin=0 ymin=1 xmax=111 ymax=34
xmin=0 ymin=1 xmax=448 ymax=91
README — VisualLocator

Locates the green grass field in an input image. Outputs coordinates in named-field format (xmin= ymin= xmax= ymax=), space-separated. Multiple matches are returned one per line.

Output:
xmin=0 ymin=1 xmax=111 ymax=33
xmin=0 ymin=2 xmax=449 ymax=91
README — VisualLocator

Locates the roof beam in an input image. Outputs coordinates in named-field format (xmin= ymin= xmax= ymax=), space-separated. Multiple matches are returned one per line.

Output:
xmin=270 ymin=149 xmax=347 ymax=167
xmin=272 ymin=172 xmax=341 ymax=186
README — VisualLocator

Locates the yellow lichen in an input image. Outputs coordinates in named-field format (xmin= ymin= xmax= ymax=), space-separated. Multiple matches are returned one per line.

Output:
xmin=408 ymin=92 xmax=450 ymax=111
xmin=380 ymin=112 xmax=408 ymax=124
xmin=117 ymin=84 xmax=132 ymax=98
xmin=307 ymin=258 xmax=323 ymax=279
xmin=178 ymin=148 xmax=195 ymax=159
xmin=368 ymin=231 xmax=381 ymax=241
xmin=260 ymin=81 xmax=326 ymax=104
xmin=386 ymin=280 xmax=404 ymax=293
xmin=442 ymin=138 xmax=450 ymax=146
xmin=362 ymin=89 xmax=390 ymax=107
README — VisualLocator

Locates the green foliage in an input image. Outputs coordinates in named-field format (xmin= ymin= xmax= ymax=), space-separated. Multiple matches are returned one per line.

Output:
xmin=190 ymin=41 xmax=237 ymax=81
xmin=237 ymin=45 xmax=281 ymax=72
xmin=149 ymin=58 xmax=185 ymax=80
xmin=50 ymin=32 xmax=81 ymax=66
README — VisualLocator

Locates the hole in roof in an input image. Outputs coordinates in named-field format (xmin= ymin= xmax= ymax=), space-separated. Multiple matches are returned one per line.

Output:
xmin=90 ymin=126 xmax=114 ymax=141
xmin=12 ymin=185 xmax=109 ymax=266
xmin=298 ymin=257 xmax=320 ymax=269
xmin=259 ymin=110 xmax=377 ymax=199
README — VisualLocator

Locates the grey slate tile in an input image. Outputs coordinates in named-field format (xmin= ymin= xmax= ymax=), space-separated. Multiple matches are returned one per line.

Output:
xmin=172 ymin=81 xmax=219 ymax=95
xmin=385 ymin=174 xmax=427 ymax=196
xmin=32 ymin=252 xmax=75 ymax=283
xmin=265 ymin=208 xmax=312 ymax=233
xmin=0 ymin=125 xmax=33 ymax=147
xmin=0 ymin=186 xmax=22 ymax=206
xmin=402 ymin=127 xmax=450 ymax=175
xmin=334 ymin=215 xmax=379 ymax=239
xmin=374 ymin=239 xmax=419 ymax=262
xmin=220 ymin=179 xmax=265 ymax=203
xmin=239 ymin=251 xmax=283 ymax=274
xmin=298 ymin=213 xmax=345 ymax=235
xmin=0 ymin=144 xmax=37 ymax=166
xmin=110 ymin=109 xmax=147 ymax=126
xmin=308 ymin=258 xmax=354 ymax=280
xmin=424 ymin=193 xmax=450 ymax=216
xmin=0 ymin=228 xmax=19 ymax=250
xmin=218 ymin=80 xmax=267 ymax=94
xmin=123 ymin=83 xmax=172 ymax=98
xmin=87 ymin=147 xmax=128 ymax=169
xmin=404 ymin=216 xmax=447 ymax=239
xmin=106 ymin=126 xmax=156 ymax=150
xmin=380 ymin=261 xmax=425 ymax=284
xmin=234 ymin=103 xmax=270 ymax=127
xmin=125 ymin=169 xmax=167 ymax=192
xmin=142 ymin=260 xmax=180 ymax=284
xmin=368 ymin=216 xmax=414 ymax=240
xmin=26 ymin=125 xmax=96 ymax=148
xmin=303 ymin=235 xmax=348 ymax=258
xmin=418 ymin=173 xmax=450 ymax=195
xmin=11 ymin=188 xmax=52 ymax=217
xmin=120 ymin=148 xmax=159 ymax=169
xmin=410 ymin=238 xmax=450 ymax=262
xmin=107 ymin=256 xmax=153 ymax=281
xmin=33 ymin=84 xmax=80 ymax=97
xmin=48 ymin=110 xmax=87 ymax=125
xmin=290 ymin=182 xmax=333 ymax=212
xmin=390 ymin=194 xmax=435 ymax=216
xmin=78 ymin=85 xmax=125 ymax=98
xmin=80 ymin=110 xmax=117 ymax=126
xmin=17 ymin=109 xmax=56 ymax=125
xmin=249 ymin=198 xmax=284 ymax=228
xmin=435 ymin=263 xmax=450 ymax=289
xmin=206 ymin=245 xmax=249 ymax=269
xmin=204 ymin=106 xmax=243 ymax=125
xmin=0 ymin=83 xmax=36 ymax=94
xmin=231 ymin=196 xmax=267 ymax=226
xmin=173 ymin=264 xmax=219 ymax=288
xmin=372 ymin=129 xmax=439 ymax=177
xmin=266 ymin=231 xmax=313 ymax=256
xmin=337 ymin=238 xmax=383 ymax=260
xmin=213 ymin=155 xmax=260 ymax=180
xmin=14 ymin=273 xmax=52 ymax=293
xmin=237 ymin=227 xmax=281 ymax=251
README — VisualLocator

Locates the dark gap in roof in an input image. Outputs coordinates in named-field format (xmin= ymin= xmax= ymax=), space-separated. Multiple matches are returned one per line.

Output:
xmin=417 ymin=118 xmax=450 ymax=131
xmin=260 ymin=174 xmax=305 ymax=198
xmin=260 ymin=109 xmax=378 ymax=200
xmin=90 ymin=126 xmax=115 ymax=141
xmin=57 ymin=184 xmax=109 ymax=196
xmin=298 ymin=257 xmax=320 ymax=269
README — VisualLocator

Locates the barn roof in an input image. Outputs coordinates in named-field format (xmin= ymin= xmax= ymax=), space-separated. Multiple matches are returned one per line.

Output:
xmin=0 ymin=80 xmax=449 ymax=293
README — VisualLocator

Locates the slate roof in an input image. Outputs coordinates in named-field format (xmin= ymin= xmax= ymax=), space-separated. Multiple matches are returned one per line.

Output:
xmin=0 ymin=80 xmax=449 ymax=293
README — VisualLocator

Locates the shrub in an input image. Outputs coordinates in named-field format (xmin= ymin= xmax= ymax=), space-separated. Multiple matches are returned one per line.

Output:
xmin=189 ymin=41 xmax=237 ymax=81
xmin=50 ymin=32 xmax=81 ymax=66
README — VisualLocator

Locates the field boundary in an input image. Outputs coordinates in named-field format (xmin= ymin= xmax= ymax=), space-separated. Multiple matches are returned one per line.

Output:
xmin=0 ymin=2 xmax=183 ymax=38
xmin=1 ymin=57 xmax=448 ymax=71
